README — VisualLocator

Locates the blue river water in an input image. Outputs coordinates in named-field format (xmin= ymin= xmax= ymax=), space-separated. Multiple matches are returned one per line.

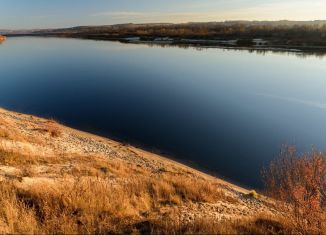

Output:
xmin=1 ymin=37 xmax=326 ymax=188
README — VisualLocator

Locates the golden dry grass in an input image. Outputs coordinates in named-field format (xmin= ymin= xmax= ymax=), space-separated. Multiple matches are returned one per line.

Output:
xmin=0 ymin=145 xmax=242 ymax=234
xmin=0 ymin=117 xmax=24 ymax=142
xmin=0 ymin=109 xmax=292 ymax=234
xmin=0 ymin=115 xmax=47 ymax=145
xmin=0 ymin=177 xmax=292 ymax=234
xmin=0 ymin=149 xmax=296 ymax=234
xmin=140 ymin=212 xmax=294 ymax=235
xmin=33 ymin=119 xmax=62 ymax=138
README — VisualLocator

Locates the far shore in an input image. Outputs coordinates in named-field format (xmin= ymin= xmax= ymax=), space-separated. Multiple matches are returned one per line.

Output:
xmin=5 ymin=34 xmax=326 ymax=56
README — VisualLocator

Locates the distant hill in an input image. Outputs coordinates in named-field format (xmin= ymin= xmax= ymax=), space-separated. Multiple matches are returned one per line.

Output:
xmin=5 ymin=21 xmax=326 ymax=51
xmin=4 ymin=20 xmax=326 ymax=35
xmin=0 ymin=29 xmax=39 ymax=35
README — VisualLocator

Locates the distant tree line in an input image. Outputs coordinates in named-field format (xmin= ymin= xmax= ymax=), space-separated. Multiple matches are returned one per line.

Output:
xmin=33 ymin=21 xmax=326 ymax=48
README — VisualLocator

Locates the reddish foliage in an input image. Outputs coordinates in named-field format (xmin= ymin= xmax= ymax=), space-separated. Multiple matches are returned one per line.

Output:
xmin=263 ymin=146 xmax=326 ymax=233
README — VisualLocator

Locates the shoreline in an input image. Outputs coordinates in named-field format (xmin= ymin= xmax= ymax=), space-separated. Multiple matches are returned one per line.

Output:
xmin=71 ymin=125 xmax=250 ymax=193
xmin=0 ymin=106 xmax=249 ymax=194
xmin=0 ymin=105 xmax=281 ymax=233
xmin=6 ymin=34 xmax=326 ymax=55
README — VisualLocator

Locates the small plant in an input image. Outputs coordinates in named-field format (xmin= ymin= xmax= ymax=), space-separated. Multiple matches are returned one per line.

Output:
xmin=42 ymin=120 xmax=62 ymax=138
xmin=247 ymin=190 xmax=259 ymax=199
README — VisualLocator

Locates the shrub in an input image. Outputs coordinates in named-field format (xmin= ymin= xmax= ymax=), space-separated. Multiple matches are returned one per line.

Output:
xmin=247 ymin=190 xmax=259 ymax=199
xmin=262 ymin=146 xmax=326 ymax=234
xmin=44 ymin=120 xmax=62 ymax=138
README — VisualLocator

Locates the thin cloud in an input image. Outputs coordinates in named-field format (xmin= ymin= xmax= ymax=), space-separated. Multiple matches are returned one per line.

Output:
xmin=91 ymin=11 xmax=145 ymax=18
xmin=91 ymin=1 xmax=326 ymax=23
xmin=90 ymin=11 xmax=214 ymax=22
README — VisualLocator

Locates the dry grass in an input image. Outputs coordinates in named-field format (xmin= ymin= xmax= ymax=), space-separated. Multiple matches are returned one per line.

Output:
xmin=0 ymin=182 xmax=39 ymax=234
xmin=0 ymin=147 xmax=234 ymax=204
xmin=0 ymin=179 xmax=137 ymax=234
xmin=0 ymin=115 xmax=49 ymax=145
xmin=0 ymin=177 xmax=291 ymax=234
xmin=0 ymin=109 xmax=291 ymax=234
xmin=144 ymin=212 xmax=293 ymax=235
xmin=0 ymin=176 xmax=236 ymax=234
xmin=0 ymin=144 xmax=241 ymax=234
xmin=33 ymin=119 xmax=62 ymax=138
xmin=0 ymin=117 xmax=25 ymax=142
xmin=234 ymin=215 xmax=293 ymax=235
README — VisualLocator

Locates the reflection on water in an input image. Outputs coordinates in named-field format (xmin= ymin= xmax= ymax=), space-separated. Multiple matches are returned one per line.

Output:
xmin=128 ymin=41 xmax=326 ymax=59
xmin=257 ymin=93 xmax=326 ymax=110
xmin=1 ymin=37 xmax=326 ymax=188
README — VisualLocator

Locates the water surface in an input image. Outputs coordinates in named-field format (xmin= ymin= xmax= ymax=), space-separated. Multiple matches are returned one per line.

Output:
xmin=1 ymin=37 xmax=326 ymax=188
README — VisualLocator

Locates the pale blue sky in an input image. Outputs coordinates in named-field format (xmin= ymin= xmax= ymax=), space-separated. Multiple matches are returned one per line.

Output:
xmin=1 ymin=0 xmax=326 ymax=29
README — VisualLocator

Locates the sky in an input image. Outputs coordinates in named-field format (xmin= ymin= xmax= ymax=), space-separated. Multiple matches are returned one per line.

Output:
xmin=1 ymin=0 xmax=326 ymax=29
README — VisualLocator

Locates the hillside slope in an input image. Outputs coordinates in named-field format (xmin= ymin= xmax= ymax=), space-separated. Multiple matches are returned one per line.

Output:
xmin=0 ymin=107 xmax=282 ymax=234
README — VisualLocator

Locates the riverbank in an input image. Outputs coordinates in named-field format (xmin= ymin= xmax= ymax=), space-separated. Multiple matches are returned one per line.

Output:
xmin=0 ymin=35 xmax=6 ymax=43
xmin=0 ymin=107 xmax=288 ymax=233
xmin=7 ymin=34 xmax=326 ymax=57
